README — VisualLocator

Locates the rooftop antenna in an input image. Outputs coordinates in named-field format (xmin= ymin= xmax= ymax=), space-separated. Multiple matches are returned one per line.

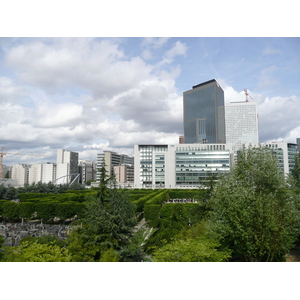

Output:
xmin=244 ymin=88 xmax=253 ymax=102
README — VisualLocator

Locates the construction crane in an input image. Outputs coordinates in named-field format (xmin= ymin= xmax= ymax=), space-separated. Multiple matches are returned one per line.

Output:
xmin=244 ymin=88 xmax=253 ymax=102
xmin=0 ymin=147 xmax=50 ymax=179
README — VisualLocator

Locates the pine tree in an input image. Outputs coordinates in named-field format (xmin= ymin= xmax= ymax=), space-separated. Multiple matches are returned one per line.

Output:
xmin=67 ymin=163 xmax=137 ymax=261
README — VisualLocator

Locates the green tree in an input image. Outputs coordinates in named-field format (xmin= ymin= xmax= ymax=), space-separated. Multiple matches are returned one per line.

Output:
xmin=152 ymin=221 xmax=231 ymax=262
xmin=209 ymin=146 xmax=300 ymax=262
xmin=142 ymin=207 xmax=186 ymax=254
xmin=67 ymin=164 xmax=137 ymax=261
xmin=0 ymin=236 xmax=5 ymax=261
xmin=2 ymin=201 xmax=19 ymax=220
xmin=3 ymin=241 xmax=71 ymax=262
xmin=290 ymin=152 xmax=300 ymax=189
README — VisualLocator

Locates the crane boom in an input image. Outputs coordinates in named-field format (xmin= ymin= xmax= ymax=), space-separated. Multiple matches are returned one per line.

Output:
xmin=0 ymin=147 xmax=50 ymax=179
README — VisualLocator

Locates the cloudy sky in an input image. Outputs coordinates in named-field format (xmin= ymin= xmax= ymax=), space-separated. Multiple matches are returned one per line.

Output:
xmin=0 ymin=37 xmax=299 ymax=166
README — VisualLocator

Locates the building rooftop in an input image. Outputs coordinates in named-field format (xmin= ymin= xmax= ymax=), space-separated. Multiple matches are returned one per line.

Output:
xmin=192 ymin=79 xmax=217 ymax=89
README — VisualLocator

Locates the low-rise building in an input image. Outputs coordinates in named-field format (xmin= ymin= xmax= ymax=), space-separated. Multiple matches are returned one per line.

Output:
xmin=134 ymin=143 xmax=233 ymax=189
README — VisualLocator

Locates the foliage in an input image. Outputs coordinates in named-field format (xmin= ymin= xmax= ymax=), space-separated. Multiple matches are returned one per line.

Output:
xmin=0 ymin=236 xmax=4 ymax=260
xmin=66 ymin=227 xmax=100 ymax=262
xmin=2 ymin=201 xmax=19 ymax=220
xmin=67 ymin=164 xmax=137 ymax=261
xmin=83 ymin=187 xmax=137 ymax=251
xmin=3 ymin=186 xmax=18 ymax=200
xmin=290 ymin=152 xmax=300 ymax=189
xmin=153 ymin=237 xmax=231 ymax=262
xmin=152 ymin=220 xmax=231 ymax=262
xmin=118 ymin=229 xmax=149 ymax=262
xmin=20 ymin=235 xmax=66 ymax=247
xmin=18 ymin=202 xmax=35 ymax=219
xmin=198 ymin=173 xmax=219 ymax=215
xmin=132 ymin=190 xmax=162 ymax=213
xmin=209 ymin=146 xmax=300 ymax=262
xmin=142 ymin=212 xmax=186 ymax=254
xmin=35 ymin=201 xmax=57 ymax=221
xmin=99 ymin=248 xmax=119 ymax=262
xmin=3 ymin=241 xmax=71 ymax=262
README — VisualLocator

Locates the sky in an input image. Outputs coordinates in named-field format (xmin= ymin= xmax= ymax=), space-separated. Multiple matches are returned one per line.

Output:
xmin=0 ymin=37 xmax=299 ymax=166
xmin=1 ymin=1 xmax=298 ymax=295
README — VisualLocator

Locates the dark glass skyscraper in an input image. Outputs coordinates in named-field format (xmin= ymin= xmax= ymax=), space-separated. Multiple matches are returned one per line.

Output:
xmin=183 ymin=79 xmax=226 ymax=144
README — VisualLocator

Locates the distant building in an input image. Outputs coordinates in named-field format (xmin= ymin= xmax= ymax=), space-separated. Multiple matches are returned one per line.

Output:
xmin=114 ymin=165 xmax=134 ymax=185
xmin=11 ymin=164 xmax=31 ymax=186
xmin=78 ymin=160 xmax=96 ymax=184
xmin=96 ymin=151 xmax=134 ymax=182
xmin=28 ymin=163 xmax=56 ymax=184
xmin=183 ymin=79 xmax=226 ymax=144
xmin=56 ymin=149 xmax=79 ymax=184
xmin=134 ymin=143 xmax=232 ymax=189
xmin=262 ymin=141 xmax=299 ymax=175
xmin=179 ymin=136 xmax=184 ymax=144
xmin=1 ymin=165 xmax=12 ymax=179
xmin=225 ymin=101 xmax=259 ymax=154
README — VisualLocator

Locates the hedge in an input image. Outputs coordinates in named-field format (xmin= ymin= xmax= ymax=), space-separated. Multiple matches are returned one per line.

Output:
xmin=145 ymin=190 xmax=169 ymax=206
xmin=144 ymin=205 xmax=161 ymax=222
xmin=132 ymin=190 xmax=162 ymax=213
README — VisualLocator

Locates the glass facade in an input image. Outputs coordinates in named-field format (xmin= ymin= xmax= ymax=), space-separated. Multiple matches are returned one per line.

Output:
xmin=183 ymin=80 xmax=225 ymax=144
xmin=175 ymin=148 xmax=230 ymax=185
xmin=288 ymin=143 xmax=298 ymax=173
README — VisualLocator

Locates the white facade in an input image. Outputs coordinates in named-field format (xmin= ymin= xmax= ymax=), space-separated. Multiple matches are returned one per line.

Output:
xmin=28 ymin=163 xmax=57 ymax=184
xmin=225 ymin=101 xmax=259 ymax=154
xmin=262 ymin=141 xmax=298 ymax=175
xmin=134 ymin=143 xmax=233 ymax=189
xmin=11 ymin=164 xmax=30 ymax=186
xmin=56 ymin=149 xmax=79 ymax=184
xmin=28 ymin=164 xmax=42 ymax=184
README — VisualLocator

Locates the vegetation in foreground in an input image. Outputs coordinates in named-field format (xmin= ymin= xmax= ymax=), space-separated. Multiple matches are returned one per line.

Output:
xmin=1 ymin=147 xmax=300 ymax=262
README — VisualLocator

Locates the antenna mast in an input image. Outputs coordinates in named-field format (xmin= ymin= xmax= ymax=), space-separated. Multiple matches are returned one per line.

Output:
xmin=244 ymin=88 xmax=253 ymax=102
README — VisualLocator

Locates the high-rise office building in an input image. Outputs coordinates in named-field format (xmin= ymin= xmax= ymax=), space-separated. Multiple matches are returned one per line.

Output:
xmin=11 ymin=164 xmax=31 ymax=186
xmin=225 ymin=101 xmax=259 ymax=154
xmin=78 ymin=160 xmax=96 ymax=184
xmin=56 ymin=149 xmax=79 ymax=184
xmin=28 ymin=163 xmax=56 ymax=184
xmin=183 ymin=79 xmax=226 ymax=144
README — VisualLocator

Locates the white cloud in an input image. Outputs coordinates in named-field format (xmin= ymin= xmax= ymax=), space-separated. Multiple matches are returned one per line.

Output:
xmin=1 ymin=38 xmax=299 ymax=166
xmin=163 ymin=41 xmax=188 ymax=63
xmin=141 ymin=37 xmax=170 ymax=49
xmin=262 ymin=46 xmax=282 ymax=55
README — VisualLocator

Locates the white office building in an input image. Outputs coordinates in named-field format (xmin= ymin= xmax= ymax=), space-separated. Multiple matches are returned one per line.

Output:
xmin=28 ymin=163 xmax=56 ymax=184
xmin=134 ymin=143 xmax=233 ymax=189
xmin=225 ymin=101 xmax=259 ymax=154
xmin=56 ymin=149 xmax=79 ymax=184
xmin=11 ymin=164 xmax=31 ymax=186
xmin=262 ymin=140 xmax=299 ymax=175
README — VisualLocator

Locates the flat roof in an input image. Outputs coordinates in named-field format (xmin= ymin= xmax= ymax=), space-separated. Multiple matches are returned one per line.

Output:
xmin=192 ymin=79 xmax=216 ymax=89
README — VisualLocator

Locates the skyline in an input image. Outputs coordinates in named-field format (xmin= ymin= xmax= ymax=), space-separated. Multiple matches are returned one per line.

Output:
xmin=0 ymin=37 xmax=300 ymax=166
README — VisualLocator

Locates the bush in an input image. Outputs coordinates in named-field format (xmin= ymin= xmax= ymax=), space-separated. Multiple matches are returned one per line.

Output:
xmin=144 ymin=205 xmax=161 ymax=223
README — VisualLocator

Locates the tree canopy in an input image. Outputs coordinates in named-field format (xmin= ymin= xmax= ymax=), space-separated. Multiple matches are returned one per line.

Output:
xmin=208 ymin=146 xmax=300 ymax=262
xmin=67 ymin=163 xmax=137 ymax=261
